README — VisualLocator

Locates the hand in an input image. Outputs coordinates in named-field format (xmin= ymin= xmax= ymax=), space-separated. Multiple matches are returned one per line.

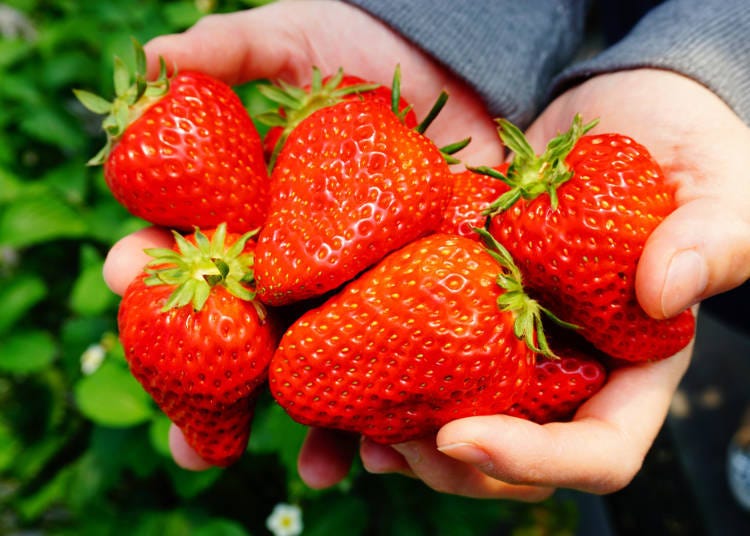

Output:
xmin=528 ymin=69 xmax=750 ymax=320
xmin=143 ymin=0 xmax=502 ymax=165
xmin=378 ymin=69 xmax=750 ymax=499
xmin=103 ymin=0 xmax=502 ymax=483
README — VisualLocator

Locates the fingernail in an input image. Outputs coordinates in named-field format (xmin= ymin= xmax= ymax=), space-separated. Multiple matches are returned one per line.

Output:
xmin=437 ymin=442 xmax=492 ymax=467
xmin=392 ymin=442 xmax=421 ymax=465
xmin=661 ymin=249 xmax=708 ymax=317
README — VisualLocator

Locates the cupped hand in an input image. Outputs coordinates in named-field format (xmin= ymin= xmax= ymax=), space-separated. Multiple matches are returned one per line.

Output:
xmin=143 ymin=0 xmax=502 ymax=165
xmin=364 ymin=343 xmax=691 ymax=499
xmin=528 ymin=68 xmax=750 ymax=319
xmin=373 ymin=69 xmax=750 ymax=499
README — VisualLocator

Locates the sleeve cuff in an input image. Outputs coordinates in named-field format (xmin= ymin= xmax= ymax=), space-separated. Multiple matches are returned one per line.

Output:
xmin=552 ymin=0 xmax=750 ymax=125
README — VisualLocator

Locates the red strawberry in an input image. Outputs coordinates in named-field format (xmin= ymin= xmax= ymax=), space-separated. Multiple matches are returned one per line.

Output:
xmin=505 ymin=346 xmax=607 ymax=424
xmin=482 ymin=116 xmax=694 ymax=362
xmin=261 ymin=71 xmax=418 ymax=160
xmin=75 ymin=42 xmax=269 ymax=233
xmin=269 ymin=231 xmax=561 ymax=444
xmin=254 ymin=91 xmax=454 ymax=306
xmin=439 ymin=163 xmax=510 ymax=239
xmin=117 ymin=224 xmax=279 ymax=466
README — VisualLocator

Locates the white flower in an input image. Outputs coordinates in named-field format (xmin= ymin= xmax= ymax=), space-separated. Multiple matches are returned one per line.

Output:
xmin=80 ymin=343 xmax=106 ymax=375
xmin=0 ymin=5 xmax=36 ymax=40
xmin=266 ymin=503 xmax=303 ymax=536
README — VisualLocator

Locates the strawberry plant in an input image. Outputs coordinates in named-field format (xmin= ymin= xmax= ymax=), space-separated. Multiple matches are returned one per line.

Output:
xmin=0 ymin=1 xmax=579 ymax=535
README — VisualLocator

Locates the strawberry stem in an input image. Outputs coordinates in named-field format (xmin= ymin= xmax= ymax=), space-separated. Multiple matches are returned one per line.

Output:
xmin=74 ymin=38 xmax=171 ymax=166
xmin=256 ymin=67 xmax=380 ymax=172
xmin=414 ymin=90 xmax=449 ymax=134
xmin=478 ymin=114 xmax=599 ymax=217
xmin=474 ymin=227 xmax=578 ymax=358
xmin=144 ymin=223 xmax=264 ymax=318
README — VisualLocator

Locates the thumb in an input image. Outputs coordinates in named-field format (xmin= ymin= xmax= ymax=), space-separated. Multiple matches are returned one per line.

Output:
xmin=143 ymin=4 xmax=296 ymax=84
xmin=636 ymin=197 xmax=750 ymax=319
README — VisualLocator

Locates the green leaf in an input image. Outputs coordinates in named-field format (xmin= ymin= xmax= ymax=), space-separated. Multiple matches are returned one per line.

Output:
xmin=59 ymin=317 xmax=114 ymax=374
xmin=0 ymin=167 xmax=23 ymax=204
xmin=19 ymin=106 xmax=87 ymax=151
xmin=304 ymin=494 xmax=368 ymax=536
xmin=192 ymin=519 xmax=250 ymax=536
xmin=162 ymin=2 xmax=203 ymax=29
xmin=73 ymin=89 xmax=112 ymax=114
xmin=130 ymin=509 xmax=195 ymax=536
xmin=165 ymin=462 xmax=223 ymax=500
xmin=15 ymin=460 xmax=75 ymax=522
xmin=0 ymin=38 xmax=33 ymax=69
xmin=0 ymin=330 xmax=57 ymax=374
xmin=74 ymin=360 xmax=155 ymax=427
xmin=148 ymin=413 xmax=172 ymax=457
xmin=0 ymin=190 xmax=88 ymax=247
xmin=40 ymin=159 xmax=89 ymax=205
xmin=0 ymin=420 xmax=23 ymax=472
xmin=69 ymin=248 xmax=117 ymax=316
xmin=249 ymin=400 xmax=308 ymax=476
xmin=0 ymin=274 xmax=47 ymax=336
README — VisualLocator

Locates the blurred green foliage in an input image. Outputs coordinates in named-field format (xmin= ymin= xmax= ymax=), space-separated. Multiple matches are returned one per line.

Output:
xmin=0 ymin=1 xmax=578 ymax=534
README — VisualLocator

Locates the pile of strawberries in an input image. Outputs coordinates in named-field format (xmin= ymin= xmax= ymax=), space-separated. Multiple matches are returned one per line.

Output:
xmin=76 ymin=43 xmax=695 ymax=466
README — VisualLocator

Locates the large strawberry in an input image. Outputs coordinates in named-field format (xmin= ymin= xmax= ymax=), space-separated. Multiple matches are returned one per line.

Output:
xmin=74 ymin=41 xmax=269 ymax=233
xmin=481 ymin=116 xmax=695 ymax=362
xmin=254 ymin=74 xmax=455 ymax=306
xmin=118 ymin=224 xmax=279 ymax=466
xmin=505 ymin=344 xmax=607 ymax=424
xmin=269 ymin=231 xmax=568 ymax=444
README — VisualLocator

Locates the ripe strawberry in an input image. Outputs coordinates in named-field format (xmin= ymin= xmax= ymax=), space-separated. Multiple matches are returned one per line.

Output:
xmin=439 ymin=163 xmax=510 ymax=239
xmin=261 ymin=70 xmax=418 ymax=161
xmin=482 ymin=116 xmax=694 ymax=362
xmin=254 ymin=84 xmax=454 ymax=306
xmin=75 ymin=42 xmax=269 ymax=233
xmin=505 ymin=345 xmax=607 ymax=424
xmin=269 ymin=231 xmax=566 ymax=444
xmin=118 ymin=224 xmax=279 ymax=466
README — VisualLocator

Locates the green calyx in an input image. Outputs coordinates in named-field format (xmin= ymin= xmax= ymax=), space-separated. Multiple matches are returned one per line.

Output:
xmin=73 ymin=38 xmax=171 ymax=166
xmin=474 ymin=227 xmax=578 ymax=359
xmin=257 ymin=64 xmax=470 ymax=168
xmin=143 ymin=223 xmax=264 ymax=319
xmin=256 ymin=67 xmax=381 ymax=171
xmin=474 ymin=114 xmax=598 ymax=217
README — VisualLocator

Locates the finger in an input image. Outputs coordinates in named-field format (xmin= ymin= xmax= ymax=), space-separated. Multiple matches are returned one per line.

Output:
xmin=169 ymin=423 xmax=214 ymax=471
xmin=297 ymin=428 xmax=359 ymax=489
xmin=143 ymin=5 xmax=299 ymax=84
xmin=436 ymin=344 xmax=691 ymax=495
xmin=142 ymin=5 xmax=501 ymax=165
xmin=359 ymin=437 xmax=414 ymax=477
xmin=102 ymin=227 xmax=173 ymax=296
xmin=390 ymin=439 xmax=554 ymax=501
xmin=637 ymin=198 xmax=750 ymax=319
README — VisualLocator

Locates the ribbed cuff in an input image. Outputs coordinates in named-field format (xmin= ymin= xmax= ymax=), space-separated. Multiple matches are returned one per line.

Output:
xmin=343 ymin=0 xmax=589 ymax=127
xmin=553 ymin=0 xmax=750 ymax=125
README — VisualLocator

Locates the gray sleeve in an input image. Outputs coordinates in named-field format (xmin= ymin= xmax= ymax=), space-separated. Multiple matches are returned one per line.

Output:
xmin=342 ymin=0 xmax=590 ymax=128
xmin=553 ymin=0 xmax=750 ymax=125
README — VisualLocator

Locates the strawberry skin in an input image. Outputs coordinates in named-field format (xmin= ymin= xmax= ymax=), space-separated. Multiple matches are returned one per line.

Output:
xmin=487 ymin=120 xmax=694 ymax=361
xmin=505 ymin=347 xmax=607 ymax=424
xmin=118 ymin=227 xmax=279 ymax=466
xmin=262 ymin=73 xmax=418 ymax=158
xmin=104 ymin=71 xmax=269 ymax=232
xmin=255 ymin=98 xmax=453 ymax=306
xmin=440 ymin=164 xmax=510 ymax=239
xmin=269 ymin=233 xmax=537 ymax=444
